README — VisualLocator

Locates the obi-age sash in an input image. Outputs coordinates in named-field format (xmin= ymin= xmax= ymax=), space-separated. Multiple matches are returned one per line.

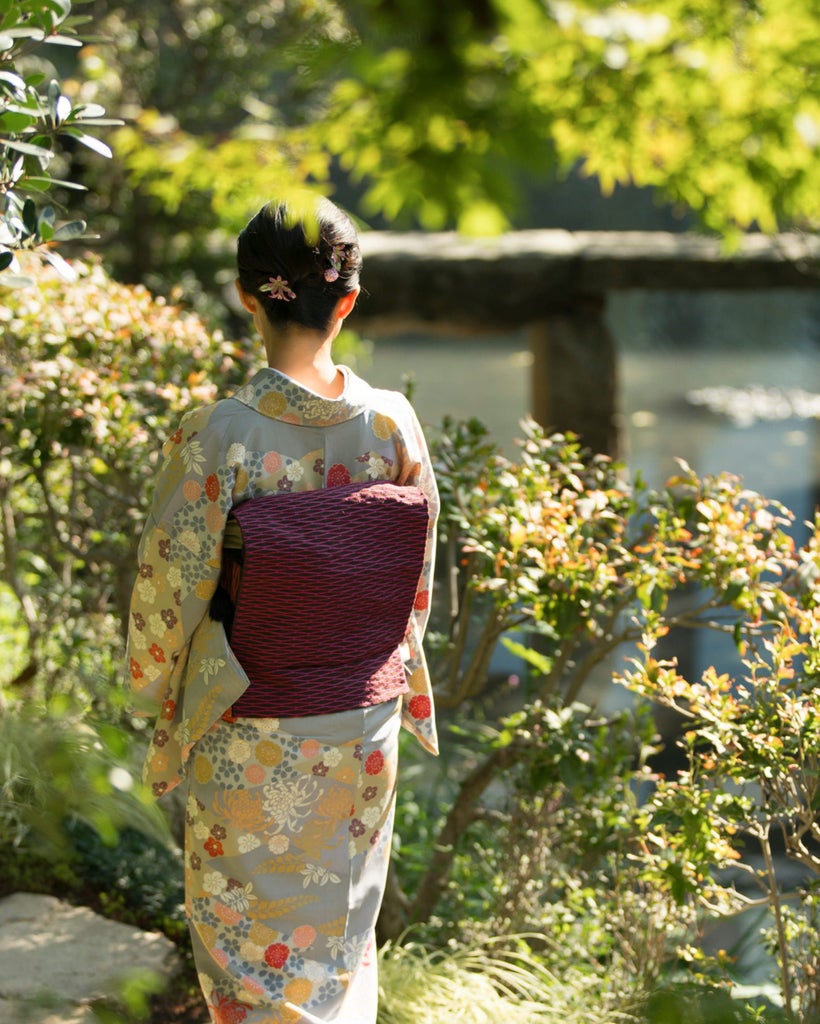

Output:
xmin=213 ymin=482 xmax=429 ymax=718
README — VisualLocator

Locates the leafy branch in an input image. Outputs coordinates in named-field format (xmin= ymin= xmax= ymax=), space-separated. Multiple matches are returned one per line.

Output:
xmin=0 ymin=0 xmax=121 ymax=281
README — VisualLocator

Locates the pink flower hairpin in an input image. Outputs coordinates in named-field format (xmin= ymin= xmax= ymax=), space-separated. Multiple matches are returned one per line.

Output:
xmin=260 ymin=275 xmax=296 ymax=301
xmin=323 ymin=243 xmax=347 ymax=283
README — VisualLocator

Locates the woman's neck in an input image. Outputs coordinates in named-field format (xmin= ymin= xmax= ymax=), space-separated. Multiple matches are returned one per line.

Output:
xmin=263 ymin=332 xmax=344 ymax=399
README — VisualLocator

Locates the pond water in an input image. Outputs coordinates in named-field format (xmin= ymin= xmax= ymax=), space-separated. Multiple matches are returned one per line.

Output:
xmin=364 ymin=289 xmax=820 ymax=514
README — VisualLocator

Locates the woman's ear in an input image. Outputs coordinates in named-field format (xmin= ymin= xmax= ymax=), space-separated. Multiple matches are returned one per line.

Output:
xmin=235 ymin=278 xmax=258 ymax=314
xmin=335 ymin=287 xmax=360 ymax=321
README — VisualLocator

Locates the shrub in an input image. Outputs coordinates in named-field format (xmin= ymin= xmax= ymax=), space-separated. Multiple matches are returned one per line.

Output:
xmin=0 ymin=256 xmax=252 ymax=711
xmin=385 ymin=417 xmax=820 ymax=1019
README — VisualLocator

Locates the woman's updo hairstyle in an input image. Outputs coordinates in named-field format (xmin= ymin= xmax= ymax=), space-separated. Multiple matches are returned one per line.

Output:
xmin=236 ymin=196 xmax=362 ymax=332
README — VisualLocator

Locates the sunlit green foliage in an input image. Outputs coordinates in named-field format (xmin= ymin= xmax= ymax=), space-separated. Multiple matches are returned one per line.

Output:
xmin=0 ymin=0 xmax=120 ymax=278
xmin=391 ymin=416 xmax=820 ymax=1018
xmin=620 ymin=503 xmax=820 ymax=1022
xmin=377 ymin=936 xmax=642 ymax=1024
xmin=76 ymin=0 xmax=820 ymax=275
xmin=0 ymin=257 xmax=245 ymax=963
xmin=4 ymin=1 xmax=818 ymax=286
xmin=0 ymin=704 xmax=167 ymax=849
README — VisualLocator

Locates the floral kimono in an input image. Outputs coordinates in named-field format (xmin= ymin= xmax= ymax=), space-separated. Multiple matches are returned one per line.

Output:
xmin=126 ymin=366 xmax=438 ymax=1024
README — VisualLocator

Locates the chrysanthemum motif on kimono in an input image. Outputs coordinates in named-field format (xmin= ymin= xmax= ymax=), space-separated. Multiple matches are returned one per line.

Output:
xmin=262 ymin=777 xmax=319 ymax=833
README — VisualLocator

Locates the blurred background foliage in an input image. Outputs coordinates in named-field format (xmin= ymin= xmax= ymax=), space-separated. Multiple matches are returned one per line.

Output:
xmin=3 ymin=0 xmax=818 ymax=297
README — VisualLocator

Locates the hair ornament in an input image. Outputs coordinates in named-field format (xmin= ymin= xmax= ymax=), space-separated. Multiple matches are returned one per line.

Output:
xmin=323 ymin=242 xmax=348 ymax=283
xmin=260 ymin=275 xmax=296 ymax=301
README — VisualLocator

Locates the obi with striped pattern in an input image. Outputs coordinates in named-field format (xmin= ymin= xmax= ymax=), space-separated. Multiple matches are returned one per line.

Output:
xmin=224 ymin=481 xmax=429 ymax=718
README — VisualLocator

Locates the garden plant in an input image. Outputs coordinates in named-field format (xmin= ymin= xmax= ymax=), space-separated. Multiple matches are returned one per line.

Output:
xmin=0 ymin=0 xmax=121 ymax=281
xmin=5 ymin=0 xmax=812 ymax=293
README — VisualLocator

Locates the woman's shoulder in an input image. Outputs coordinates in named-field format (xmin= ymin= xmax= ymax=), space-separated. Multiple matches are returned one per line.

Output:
xmin=161 ymin=396 xmax=250 ymax=457
xmin=351 ymin=372 xmax=415 ymax=421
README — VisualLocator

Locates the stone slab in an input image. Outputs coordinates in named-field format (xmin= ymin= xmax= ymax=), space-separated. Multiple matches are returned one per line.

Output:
xmin=357 ymin=230 xmax=820 ymax=328
xmin=0 ymin=892 xmax=181 ymax=1021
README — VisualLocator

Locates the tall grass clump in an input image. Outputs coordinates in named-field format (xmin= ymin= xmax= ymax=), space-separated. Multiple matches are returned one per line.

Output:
xmin=377 ymin=936 xmax=639 ymax=1024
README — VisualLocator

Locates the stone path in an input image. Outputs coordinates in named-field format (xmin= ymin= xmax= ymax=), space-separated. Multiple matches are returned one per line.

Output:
xmin=0 ymin=892 xmax=181 ymax=1023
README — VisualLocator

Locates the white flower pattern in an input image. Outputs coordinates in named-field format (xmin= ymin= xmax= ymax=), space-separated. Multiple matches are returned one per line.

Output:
xmin=366 ymin=453 xmax=387 ymax=479
xmin=203 ymin=871 xmax=227 ymax=895
xmin=263 ymin=775 xmax=319 ymax=833
xmin=147 ymin=612 xmax=167 ymax=638
xmin=238 ymin=833 xmax=261 ymax=854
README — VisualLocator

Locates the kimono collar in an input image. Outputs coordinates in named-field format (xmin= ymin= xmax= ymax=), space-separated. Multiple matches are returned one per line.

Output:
xmin=230 ymin=366 xmax=370 ymax=427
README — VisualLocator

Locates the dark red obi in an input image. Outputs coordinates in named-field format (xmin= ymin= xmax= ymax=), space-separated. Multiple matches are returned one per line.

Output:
xmin=222 ymin=482 xmax=429 ymax=718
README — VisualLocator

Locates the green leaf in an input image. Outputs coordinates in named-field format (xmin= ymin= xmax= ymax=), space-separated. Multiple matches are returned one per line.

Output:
xmin=62 ymin=15 xmax=94 ymax=32
xmin=0 ymin=272 xmax=35 ymax=288
xmin=70 ymin=102 xmax=106 ymax=120
xmin=461 ymin=202 xmax=510 ymax=236
xmin=55 ymin=94 xmax=72 ymax=123
xmin=65 ymin=117 xmax=122 ymax=127
xmin=501 ymin=637 xmax=553 ymax=676
xmin=0 ymin=70 xmax=25 ymax=90
xmin=41 ymin=33 xmax=82 ymax=48
xmin=60 ymin=128 xmax=113 ymax=158
xmin=52 ymin=219 xmax=87 ymax=241
xmin=2 ymin=99 xmax=47 ymax=117
xmin=4 ymin=26 xmax=46 ymax=42
xmin=22 ymin=198 xmax=37 ymax=233
xmin=0 ymin=250 xmax=13 ymax=271
xmin=637 ymin=580 xmax=654 ymax=610
xmin=36 ymin=211 xmax=55 ymax=241
xmin=0 ymin=137 xmax=53 ymax=161
xmin=0 ymin=111 xmax=36 ymax=133
xmin=25 ymin=175 xmax=87 ymax=191
xmin=41 ymin=247 xmax=78 ymax=281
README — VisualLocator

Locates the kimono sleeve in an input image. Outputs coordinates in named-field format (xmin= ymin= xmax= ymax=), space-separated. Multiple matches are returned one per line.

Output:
xmin=393 ymin=395 xmax=440 ymax=754
xmin=125 ymin=405 xmax=235 ymax=711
